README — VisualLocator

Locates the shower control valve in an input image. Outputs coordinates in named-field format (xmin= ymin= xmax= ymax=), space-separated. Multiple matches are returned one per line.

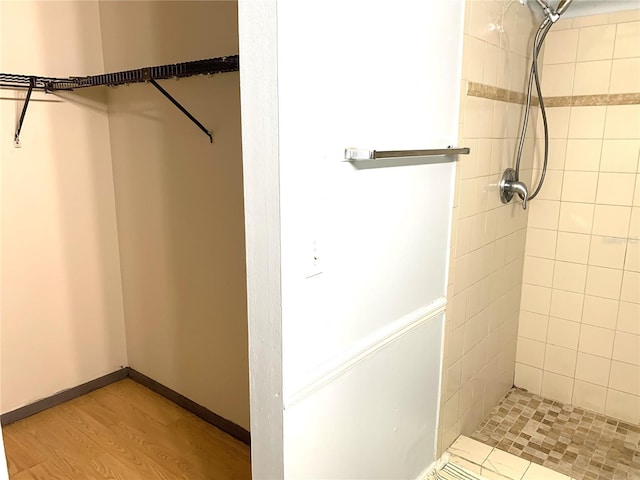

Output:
xmin=499 ymin=168 xmax=529 ymax=210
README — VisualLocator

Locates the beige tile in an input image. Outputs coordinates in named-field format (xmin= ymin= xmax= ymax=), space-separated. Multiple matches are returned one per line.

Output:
xmin=577 ymin=24 xmax=617 ymax=61
xmin=631 ymin=207 xmax=640 ymax=239
xmin=600 ymin=140 xmax=640 ymax=173
xmin=613 ymin=331 xmax=640 ymax=366
xmin=581 ymin=295 xmax=619 ymax=329
xmin=553 ymin=261 xmax=587 ymax=293
xmin=610 ymin=361 xmax=640 ymax=396
xmin=518 ymin=311 xmax=549 ymax=343
xmin=573 ymin=60 xmax=612 ymax=95
xmin=579 ymin=324 xmax=616 ymax=357
xmin=564 ymin=139 xmax=602 ymax=172
xmin=541 ymin=371 xmax=574 ymax=404
xmin=568 ymin=106 xmax=607 ymax=139
xmin=561 ymin=171 xmax=598 ymax=203
xmin=555 ymin=232 xmax=590 ymax=264
xmin=608 ymin=10 xmax=640 ymax=24
xmin=610 ymin=58 xmax=640 ymax=94
xmin=483 ymin=448 xmax=530 ymax=480
xmin=585 ymin=265 xmax=624 ymax=299
xmin=523 ymin=256 xmax=554 ymax=287
xmin=589 ymin=235 xmax=627 ymax=268
xmin=544 ymin=29 xmax=579 ymax=65
xmin=550 ymin=290 xmax=584 ymax=323
xmin=484 ymin=43 xmax=500 ymax=87
xmin=604 ymin=105 xmax=640 ymax=139
xmin=516 ymin=336 xmax=546 ymax=368
xmin=572 ymin=380 xmax=607 ymax=414
xmin=525 ymin=228 xmax=557 ymax=259
xmin=449 ymin=435 xmax=493 ymax=465
xmin=576 ymin=352 xmax=612 ymax=386
xmin=625 ymin=239 xmax=640 ymax=271
xmin=592 ymin=205 xmax=632 ymax=238
xmin=466 ymin=36 xmax=486 ymax=84
xmin=528 ymin=200 xmax=560 ymax=230
xmin=521 ymin=462 xmax=572 ymax=480
xmin=617 ymin=301 xmax=640 ymax=335
xmin=535 ymin=170 xmax=563 ymax=201
xmin=541 ymin=63 xmax=575 ymax=97
xmin=614 ymin=21 xmax=640 ymax=58
xmin=521 ymin=284 xmax=552 ymax=315
xmin=547 ymin=139 xmax=568 ymax=171
xmin=572 ymin=13 xmax=609 ymax=29
xmin=558 ymin=202 xmax=594 ymax=234
xmin=634 ymin=176 xmax=640 ymax=208
xmin=544 ymin=107 xmax=571 ymax=139
xmin=514 ymin=363 xmax=542 ymax=394
xmin=448 ymin=455 xmax=484 ymax=476
xmin=621 ymin=270 xmax=640 ymax=303
xmin=547 ymin=316 xmax=580 ymax=350
xmin=442 ymin=392 xmax=460 ymax=431
xmin=596 ymin=173 xmax=636 ymax=206
xmin=545 ymin=344 xmax=578 ymax=377
xmin=605 ymin=388 xmax=640 ymax=424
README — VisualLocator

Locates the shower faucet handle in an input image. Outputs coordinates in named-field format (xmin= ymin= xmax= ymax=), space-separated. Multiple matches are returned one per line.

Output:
xmin=499 ymin=168 xmax=529 ymax=210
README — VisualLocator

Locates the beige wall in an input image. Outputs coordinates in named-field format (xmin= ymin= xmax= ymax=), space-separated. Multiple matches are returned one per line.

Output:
xmin=0 ymin=1 xmax=128 ymax=412
xmin=98 ymin=1 xmax=249 ymax=430
xmin=439 ymin=0 xmax=540 ymax=453
xmin=516 ymin=10 xmax=640 ymax=425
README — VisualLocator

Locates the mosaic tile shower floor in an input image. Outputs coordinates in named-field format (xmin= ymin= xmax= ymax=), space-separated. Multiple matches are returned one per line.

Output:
xmin=471 ymin=389 xmax=640 ymax=480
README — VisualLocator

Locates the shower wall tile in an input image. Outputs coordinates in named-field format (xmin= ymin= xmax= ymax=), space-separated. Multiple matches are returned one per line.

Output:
xmin=564 ymin=139 xmax=602 ymax=171
xmin=609 ymin=58 xmax=640 ymax=94
xmin=568 ymin=106 xmax=607 ymax=138
xmin=544 ymin=29 xmax=579 ymax=65
xmin=572 ymin=60 xmax=611 ymax=96
xmin=576 ymin=24 xmax=616 ymax=62
xmin=605 ymin=138 xmax=640 ymax=173
xmin=605 ymin=105 xmax=640 ymax=139
xmin=613 ymin=21 xmax=640 ymax=58
xmin=555 ymin=232 xmax=590 ymax=263
xmin=439 ymin=0 xmax=539 ymax=455
xmin=517 ymin=10 xmax=640 ymax=426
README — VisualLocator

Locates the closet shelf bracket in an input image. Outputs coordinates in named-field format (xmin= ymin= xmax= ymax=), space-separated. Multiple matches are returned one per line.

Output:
xmin=148 ymin=75 xmax=213 ymax=143
xmin=14 ymin=76 xmax=35 ymax=148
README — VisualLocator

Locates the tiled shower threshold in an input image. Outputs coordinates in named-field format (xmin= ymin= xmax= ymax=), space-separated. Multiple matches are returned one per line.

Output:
xmin=464 ymin=388 xmax=640 ymax=480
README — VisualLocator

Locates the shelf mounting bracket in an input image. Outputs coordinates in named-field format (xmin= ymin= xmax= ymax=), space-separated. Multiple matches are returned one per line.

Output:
xmin=14 ymin=76 xmax=35 ymax=148
xmin=148 ymin=76 xmax=213 ymax=143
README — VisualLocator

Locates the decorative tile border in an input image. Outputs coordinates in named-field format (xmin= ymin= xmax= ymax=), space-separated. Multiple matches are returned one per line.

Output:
xmin=467 ymin=81 xmax=640 ymax=107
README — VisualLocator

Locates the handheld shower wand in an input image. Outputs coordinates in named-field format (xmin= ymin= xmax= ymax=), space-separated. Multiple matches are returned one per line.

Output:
xmin=499 ymin=0 xmax=573 ymax=210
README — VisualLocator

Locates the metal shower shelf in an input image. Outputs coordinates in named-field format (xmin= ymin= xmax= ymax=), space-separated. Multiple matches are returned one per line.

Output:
xmin=1 ymin=55 xmax=239 ymax=146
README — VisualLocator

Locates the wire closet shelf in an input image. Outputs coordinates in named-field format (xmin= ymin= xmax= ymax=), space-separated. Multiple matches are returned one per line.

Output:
xmin=1 ymin=55 xmax=239 ymax=145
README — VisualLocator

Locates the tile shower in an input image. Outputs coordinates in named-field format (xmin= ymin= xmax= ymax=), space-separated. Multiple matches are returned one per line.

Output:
xmin=440 ymin=2 xmax=639 ymax=480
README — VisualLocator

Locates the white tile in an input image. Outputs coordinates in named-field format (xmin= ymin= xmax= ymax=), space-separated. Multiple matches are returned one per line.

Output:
xmin=522 ymin=462 xmax=572 ymax=480
xmin=575 ymin=352 xmax=611 ymax=387
xmin=612 ymin=331 xmax=640 ymax=366
xmin=579 ymin=324 xmax=615 ymax=358
xmin=547 ymin=317 xmax=580 ymax=350
xmin=609 ymin=361 xmax=640 ymax=396
xmin=572 ymin=380 xmax=607 ymax=414
xmin=449 ymin=435 xmax=493 ymax=465
xmin=544 ymin=345 xmax=577 ymax=378
xmin=483 ymin=448 xmax=530 ymax=480
xmin=541 ymin=371 xmax=574 ymax=404
xmin=605 ymin=389 xmax=640 ymax=424
xmin=515 ymin=363 xmax=542 ymax=395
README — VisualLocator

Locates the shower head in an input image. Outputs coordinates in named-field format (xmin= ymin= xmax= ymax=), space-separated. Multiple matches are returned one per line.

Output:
xmin=533 ymin=0 xmax=574 ymax=22
xmin=556 ymin=0 xmax=574 ymax=15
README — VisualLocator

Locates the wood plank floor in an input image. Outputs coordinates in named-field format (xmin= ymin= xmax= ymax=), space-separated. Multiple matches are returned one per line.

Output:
xmin=2 ymin=379 xmax=251 ymax=479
